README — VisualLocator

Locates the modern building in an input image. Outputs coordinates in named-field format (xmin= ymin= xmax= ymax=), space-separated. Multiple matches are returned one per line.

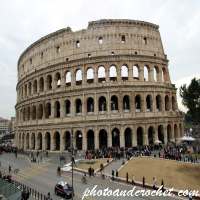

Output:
xmin=0 ymin=117 xmax=9 ymax=134
xmin=15 ymin=19 xmax=184 ymax=151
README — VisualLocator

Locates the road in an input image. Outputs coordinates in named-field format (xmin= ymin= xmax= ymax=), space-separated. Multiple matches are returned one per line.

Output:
xmin=0 ymin=152 xmax=188 ymax=200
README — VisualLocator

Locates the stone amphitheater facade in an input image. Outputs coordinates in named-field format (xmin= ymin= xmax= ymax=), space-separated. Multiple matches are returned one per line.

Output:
xmin=15 ymin=19 xmax=184 ymax=151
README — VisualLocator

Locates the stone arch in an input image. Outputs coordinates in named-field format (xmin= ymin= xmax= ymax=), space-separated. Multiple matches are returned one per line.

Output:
xmin=99 ymin=129 xmax=107 ymax=148
xmin=109 ymin=65 xmax=117 ymax=82
xmin=27 ymin=106 xmax=30 ymax=120
xmin=162 ymin=67 xmax=167 ymax=82
xmin=98 ymin=66 xmax=105 ymax=83
xmin=87 ymin=97 xmax=94 ymax=115
xmin=25 ymin=133 xmax=29 ymax=149
xmin=25 ymin=84 xmax=27 ymax=97
xmin=111 ymin=95 xmax=118 ymax=114
xmin=18 ymin=133 xmax=21 ymax=147
xmin=174 ymin=124 xmax=178 ymax=142
xmin=146 ymin=95 xmax=153 ymax=112
xmin=33 ymin=79 xmax=37 ymax=93
xmin=121 ymin=65 xmax=128 ymax=81
xmin=76 ymin=130 xmax=82 ymax=150
xmin=53 ymin=131 xmax=60 ymax=151
xmin=75 ymin=98 xmax=82 ymax=116
xmin=123 ymin=95 xmax=130 ymax=112
xmin=30 ymin=132 xmax=35 ymax=149
xmin=156 ymin=95 xmax=162 ymax=111
xmin=135 ymin=95 xmax=142 ymax=112
xmin=55 ymin=72 xmax=61 ymax=88
xmin=112 ymin=128 xmax=120 ymax=147
xmin=54 ymin=101 xmax=60 ymax=118
xmin=122 ymin=35 xmax=125 ymax=43
xmin=133 ymin=65 xmax=139 ymax=80
xmin=39 ymin=77 xmax=44 ymax=92
xmin=125 ymin=128 xmax=132 ymax=147
xmin=45 ymin=132 xmax=51 ymax=150
xmin=65 ymin=71 xmax=71 ymax=87
xmin=167 ymin=124 xmax=172 ymax=142
xmin=65 ymin=100 xmax=71 ymax=117
xmin=63 ymin=131 xmax=71 ymax=150
xmin=99 ymin=96 xmax=107 ymax=114
xmin=28 ymin=82 xmax=32 ymax=95
xmin=22 ymin=107 xmax=26 ymax=121
xmin=99 ymin=36 xmax=103 ymax=44
xmin=37 ymin=132 xmax=42 ymax=150
xmin=154 ymin=66 xmax=159 ymax=82
xmin=47 ymin=75 xmax=52 ymax=90
xmin=45 ymin=102 xmax=51 ymax=118
xmin=86 ymin=68 xmax=94 ymax=84
xmin=87 ymin=130 xmax=94 ymax=150
xmin=137 ymin=127 xmax=144 ymax=146
xmin=158 ymin=125 xmax=164 ymax=144
xmin=148 ymin=126 xmax=154 ymax=145
xmin=76 ymin=69 xmax=82 ymax=85
xmin=165 ymin=95 xmax=170 ymax=111
xmin=144 ymin=65 xmax=150 ymax=81
xmin=38 ymin=104 xmax=43 ymax=119
xmin=172 ymin=96 xmax=176 ymax=111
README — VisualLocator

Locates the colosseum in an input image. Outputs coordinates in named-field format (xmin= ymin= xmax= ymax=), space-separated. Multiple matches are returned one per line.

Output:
xmin=15 ymin=19 xmax=184 ymax=151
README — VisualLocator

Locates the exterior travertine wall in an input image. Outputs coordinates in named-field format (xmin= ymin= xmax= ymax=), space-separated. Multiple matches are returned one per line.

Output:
xmin=15 ymin=19 xmax=184 ymax=151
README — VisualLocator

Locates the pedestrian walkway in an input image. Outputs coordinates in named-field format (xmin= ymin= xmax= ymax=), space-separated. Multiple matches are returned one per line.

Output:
xmin=104 ymin=159 xmax=122 ymax=175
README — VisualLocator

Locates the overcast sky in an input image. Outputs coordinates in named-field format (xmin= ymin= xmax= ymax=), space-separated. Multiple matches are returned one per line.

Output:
xmin=0 ymin=0 xmax=200 ymax=120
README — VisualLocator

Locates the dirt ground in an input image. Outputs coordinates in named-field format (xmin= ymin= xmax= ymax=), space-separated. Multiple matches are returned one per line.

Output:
xmin=118 ymin=157 xmax=200 ymax=191
xmin=74 ymin=158 xmax=108 ymax=171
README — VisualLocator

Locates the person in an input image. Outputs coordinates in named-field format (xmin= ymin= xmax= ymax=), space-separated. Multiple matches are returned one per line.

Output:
xmin=46 ymin=192 xmax=51 ymax=200
xmin=161 ymin=180 xmax=164 ymax=192
xmin=153 ymin=178 xmax=156 ymax=190
xmin=122 ymin=160 xmax=125 ymax=165
xmin=126 ymin=172 xmax=128 ymax=184
xmin=40 ymin=156 xmax=42 ymax=163
xmin=132 ymin=174 xmax=135 ymax=185
xmin=88 ymin=166 xmax=92 ymax=177
xmin=116 ymin=169 xmax=118 ymax=182
xmin=112 ymin=169 xmax=115 ymax=181
xmin=82 ymin=173 xmax=86 ymax=182
xmin=189 ymin=189 xmax=192 ymax=200
xmin=57 ymin=166 xmax=61 ymax=176
xmin=143 ymin=176 xmax=146 ymax=189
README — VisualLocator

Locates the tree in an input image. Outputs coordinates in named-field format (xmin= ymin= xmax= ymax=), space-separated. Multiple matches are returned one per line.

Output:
xmin=179 ymin=78 xmax=200 ymax=128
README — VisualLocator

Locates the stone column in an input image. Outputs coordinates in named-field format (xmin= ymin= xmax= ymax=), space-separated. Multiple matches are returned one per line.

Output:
xmin=94 ymin=93 xmax=98 ymax=115
xmin=82 ymin=129 xmax=87 ymax=151
xmin=157 ymin=65 xmax=162 ymax=82
xmin=82 ymin=96 xmax=86 ymax=116
xmin=107 ymin=127 xmax=112 ymax=147
xmin=94 ymin=66 xmax=98 ymax=84
xmin=128 ymin=62 xmax=133 ymax=81
xmin=95 ymin=126 xmax=99 ymax=149
xmin=61 ymin=75 xmax=65 ymax=89
xmin=51 ymin=100 xmax=54 ymax=119
xmin=107 ymin=92 xmax=111 ymax=114
xmin=120 ymin=125 xmax=124 ymax=147
xmin=139 ymin=64 xmax=144 ymax=81
xmin=105 ymin=63 xmax=110 ymax=83
xmin=71 ymin=68 xmax=75 ymax=87
xmin=164 ymin=124 xmax=167 ymax=145
xmin=149 ymin=65 xmax=154 ymax=82
xmin=119 ymin=93 xmax=123 ymax=114
xmin=82 ymin=65 xmax=86 ymax=86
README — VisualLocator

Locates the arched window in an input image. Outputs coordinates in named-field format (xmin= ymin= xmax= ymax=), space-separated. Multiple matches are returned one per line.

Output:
xmin=54 ymin=101 xmax=60 ymax=118
xmin=76 ymin=99 xmax=82 ymax=116
xmin=143 ymin=37 xmax=147 ymax=44
xmin=99 ymin=96 xmax=106 ymax=114
xmin=98 ymin=66 xmax=105 ymax=83
xmin=32 ymin=105 xmax=36 ymax=120
xmin=55 ymin=72 xmax=61 ymax=88
xmin=76 ymin=40 xmax=80 ymax=48
xmin=65 ymin=71 xmax=71 ymax=87
xmin=45 ymin=103 xmax=51 ymax=119
xmin=47 ymin=75 xmax=52 ymax=90
xmin=65 ymin=100 xmax=70 ymax=117
xmin=33 ymin=80 xmax=37 ymax=93
xmin=146 ymin=95 xmax=151 ymax=112
xmin=165 ymin=95 xmax=170 ymax=111
xmin=99 ymin=37 xmax=102 ymax=44
xmin=76 ymin=69 xmax=82 ymax=85
xmin=122 ymin=35 xmax=125 ymax=43
xmin=39 ymin=77 xmax=44 ymax=92
xmin=25 ymin=84 xmax=27 ymax=97
xmin=144 ymin=66 xmax=149 ymax=81
xmin=121 ymin=65 xmax=128 ymax=81
xmin=87 ymin=68 xmax=94 ymax=84
xmin=109 ymin=66 xmax=117 ymax=82
xmin=156 ymin=95 xmax=162 ymax=111
xmin=123 ymin=95 xmax=130 ymax=113
xmin=154 ymin=67 xmax=158 ymax=82
xmin=172 ymin=96 xmax=176 ymax=111
xmin=133 ymin=65 xmax=139 ymax=80
xmin=162 ymin=67 xmax=166 ymax=82
xmin=135 ymin=95 xmax=141 ymax=112
xmin=111 ymin=96 xmax=118 ymax=114
xmin=29 ymin=82 xmax=32 ymax=95
xmin=87 ymin=98 xmax=94 ymax=115
xmin=27 ymin=107 xmax=30 ymax=120
xmin=38 ymin=104 xmax=43 ymax=119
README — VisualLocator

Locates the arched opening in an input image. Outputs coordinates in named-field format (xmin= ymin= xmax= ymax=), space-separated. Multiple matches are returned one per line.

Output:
xmin=30 ymin=133 xmax=35 ymax=149
xmin=87 ymin=98 xmax=94 ymax=115
xmin=112 ymin=128 xmax=120 ymax=147
xmin=99 ymin=37 xmax=103 ymax=44
xmin=162 ymin=67 xmax=166 ymax=82
xmin=76 ymin=99 xmax=82 ymax=116
xmin=98 ymin=66 xmax=105 ymax=83
xmin=156 ymin=95 xmax=162 ymax=111
xmin=47 ymin=75 xmax=52 ymax=90
xmin=38 ymin=104 xmax=43 ymax=119
xmin=99 ymin=129 xmax=107 ymax=148
xmin=125 ymin=128 xmax=132 ymax=147
xmin=76 ymin=131 xmax=82 ymax=150
xmin=144 ymin=66 xmax=149 ymax=81
xmin=137 ymin=127 xmax=143 ymax=146
xmin=135 ymin=95 xmax=141 ymax=112
xmin=54 ymin=132 xmax=60 ymax=150
xmin=23 ymin=108 xmax=26 ymax=121
xmin=45 ymin=132 xmax=51 ymax=150
xmin=109 ymin=66 xmax=117 ymax=82
xmin=29 ymin=82 xmax=32 ymax=95
xmin=25 ymin=133 xmax=29 ymax=149
xmin=45 ymin=103 xmax=51 ymax=118
xmin=123 ymin=95 xmax=130 ymax=113
xmin=21 ymin=133 xmax=25 ymax=148
xmin=87 ymin=130 xmax=94 ymax=150
xmin=76 ymin=40 xmax=80 ymax=48
xmin=154 ymin=67 xmax=158 ymax=82
xmin=111 ymin=96 xmax=118 ymax=114
xmin=32 ymin=105 xmax=36 ymax=120
xmin=165 ymin=95 xmax=170 ymax=111
xmin=65 ymin=100 xmax=71 ymax=117
xmin=172 ymin=96 xmax=176 ymax=111
xmin=37 ymin=132 xmax=42 ymax=150
xmin=64 ymin=131 xmax=70 ymax=150
xmin=146 ymin=95 xmax=150 ymax=112
xmin=87 ymin=68 xmax=94 ymax=84
xmin=99 ymin=96 xmax=106 ymax=114
xmin=25 ymin=84 xmax=27 ymax=97
xmin=122 ymin=35 xmax=125 ymax=43
xmin=174 ymin=124 xmax=178 ymax=142
xmin=167 ymin=125 xmax=172 ymax=142
xmin=54 ymin=101 xmax=60 ymax=118
xmin=27 ymin=107 xmax=30 ymax=120
xmin=121 ymin=65 xmax=128 ymax=81
xmin=55 ymin=72 xmax=61 ymax=88
xmin=33 ymin=80 xmax=37 ymax=93
xmin=39 ymin=77 xmax=44 ymax=92
xmin=21 ymin=86 xmax=23 ymax=98
xmin=148 ymin=126 xmax=154 ymax=145
xmin=76 ymin=69 xmax=82 ymax=85
xmin=158 ymin=125 xmax=164 ymax=144
xmin=65 ymin=71 xmax=71 ymax=87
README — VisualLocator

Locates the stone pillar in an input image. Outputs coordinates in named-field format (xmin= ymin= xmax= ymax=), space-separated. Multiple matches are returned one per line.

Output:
xmin=128 ymin=62 xmax=133 ymax=81
xmin=107 ymin=92 xmax=111 ymax=114
xmin=107 ymin=127 xmax=112 ymax=147
xmin=164 ymin=124 xmax=167 ymax=145
xmin=143 ymin=128 xmax=148 ymax=145
xmin=94 ymin=93 xmax=98 ymax=115
xmin=149 ymin=65 xmax=154 ymax=82
xmin=157 ymin=65 xmax=162 ymax=82
xmin=82 ymin=65 xmax=86 ymax=86
xmin=95 ymin=126 xmax=99 ymax=149
xmin=51 ymin=133 xmax=55 ymax=151
xmin=139 ymin=64 xmax=144 ymax=81
xmin=94 ymin=66 xmax=98 ymax=84
xmin=51 ymin=100 xmax=54 ymax=119
xmin=71 ymin=68 xmax=75 ymax=87
xmin=82 ymin=130 xmax=87 ymax=151
xmin=52 ymin=73 xmax=56 ymax=90
xmin=105 ymin=64 xmax=109 ymax=83
xmin=117 ymin=65 xmax=122 ymax=81
xmin=61 ymin=75 xmax=65 ymax=89
xmin=82 ymin=97 xmax=86 ymax=116
xmin=120 ymin=126 xmax=124 ymax=147
xmin=119 ymin=93 xmax=123 ymax=114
